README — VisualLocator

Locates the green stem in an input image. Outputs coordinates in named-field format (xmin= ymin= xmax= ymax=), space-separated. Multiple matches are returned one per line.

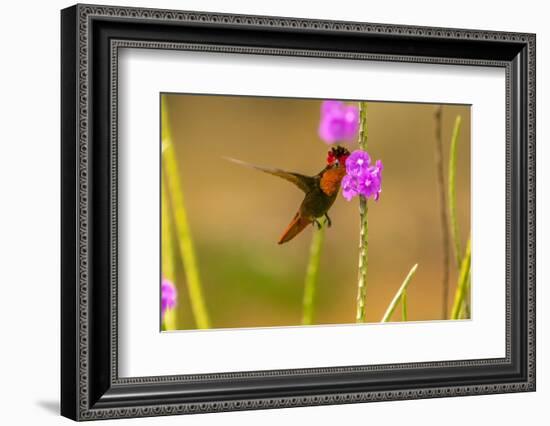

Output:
xmin=459 ymin=275 xmax=471 ymax=319
xmin=434 ymin=106 xmax=450 ymax=319
xmin=302 ymin=221 xmax=327 ymax=325
xmin=355 ymin=102 xmax=369 ymax=322
xmin=448 ymin=115 xmax=463 ymax=268
xmin=162 ymin=96 xmax=211 ymax=329
xmin=381 ymin=264 xmax=418 ymax=322
xmin=451 ymin=237 xmax=471 ymax=320
xmin=401 ymin=290 xmax=408 ymax=322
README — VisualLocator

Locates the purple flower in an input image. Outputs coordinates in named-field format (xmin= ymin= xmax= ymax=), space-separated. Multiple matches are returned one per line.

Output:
xmin=342 ymin=151 xmax=383 ymax=201
xmin=161 ymin=278 xmax=177 ymax=319
xmin=345 ymin=150 xmax=371 ymax=177
xmin=342 ymin=174 xmax=361 ymax=201
xmin=318 ymin=100 xmax=359 ymax=144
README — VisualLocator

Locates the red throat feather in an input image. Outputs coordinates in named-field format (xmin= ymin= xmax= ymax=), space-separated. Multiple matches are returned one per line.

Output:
xmin=278 ymin=213 xmax=312 ymax=244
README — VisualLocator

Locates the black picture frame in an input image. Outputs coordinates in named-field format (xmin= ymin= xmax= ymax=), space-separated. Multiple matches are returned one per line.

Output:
xmin=61 ymin=3 xmax=536 ymax=421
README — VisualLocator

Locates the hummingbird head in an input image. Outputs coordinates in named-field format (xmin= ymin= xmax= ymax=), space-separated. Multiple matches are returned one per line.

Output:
xmin=326 ymin=146 xmax=350 ymax=168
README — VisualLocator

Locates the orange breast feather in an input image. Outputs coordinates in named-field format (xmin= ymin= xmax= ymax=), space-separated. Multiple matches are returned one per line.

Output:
xmin=320 ymin=167 xmax=346 ymax=196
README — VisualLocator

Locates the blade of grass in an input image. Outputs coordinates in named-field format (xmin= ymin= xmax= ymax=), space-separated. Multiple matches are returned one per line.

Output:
xmin=459 ymin=275 xmax=471 ymax=319
xmin=161 ymin=179 xmax=175 ymax=282
xmin=451 ymin=236 xmax=471 ymax=320
xmin=355 ymin=101 xmax=369 ymax=322
xmin=161 ymin=179 xmax=177 ymax=330
xmin=381 ymin=264 xmax=418 ymax=323
xmin=448 ymin=115 xmax=463 ymax=268
xmin=302 ymin=221 xmax=327 ymax=325
xmin=434 ymin=106 xmax=451 ymax=319
xmin=401 ymin=290 xmax=408 ymax=322
xmin=163 ymin=308 xmax=177 ymax=331
xmin=162 ymin=96 xmax=210 ymax=329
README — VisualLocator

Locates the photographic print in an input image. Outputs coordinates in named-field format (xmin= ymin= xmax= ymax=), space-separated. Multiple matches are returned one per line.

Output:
xmin=160 ymin=94 xmax=471 ymax=331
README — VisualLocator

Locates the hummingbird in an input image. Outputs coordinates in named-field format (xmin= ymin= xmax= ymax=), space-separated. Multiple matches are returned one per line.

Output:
xmin=227 ymin=146 xmax=350 ymax=244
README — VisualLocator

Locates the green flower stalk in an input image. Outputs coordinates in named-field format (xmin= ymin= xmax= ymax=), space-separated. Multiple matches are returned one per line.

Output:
xmin=355 ymin=101 xmax=369 ymax=322
xmin=318 ymin=100 xmax=382 ymax=323
xmin=447 ymin=114 xmax=471 ymax=319
xmin=162 ymin=96 xmax=211 ymax=329
xmin=448 ymin=115 xmax=463 ymax=268
xmin=460 ymin=276 xmax=471 ymax=319
xmin=434 ymin=106 xmax=451 ymax=319
xmin=302 ymin=221 xmax=327 ymax=325
xmin=381 ymin=264 xmax=418 ymax=323
xmin=451 ymin=237 xmax=471 ymax=320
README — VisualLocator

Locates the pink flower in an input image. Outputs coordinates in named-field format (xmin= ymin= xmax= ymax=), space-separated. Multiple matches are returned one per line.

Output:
xmin=318 ymin=100 xmax=359 ymax=144
xmin=161 ymin=278 xmax=177 ymax=319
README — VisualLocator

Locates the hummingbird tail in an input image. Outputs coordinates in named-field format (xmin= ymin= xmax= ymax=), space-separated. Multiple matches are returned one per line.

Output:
xmin=278 ymin=213 xmax=312 ymax=244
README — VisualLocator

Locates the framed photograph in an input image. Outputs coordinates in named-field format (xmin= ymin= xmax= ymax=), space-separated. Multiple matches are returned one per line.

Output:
xmin=61 ymin=4 xmax=536 ymax=421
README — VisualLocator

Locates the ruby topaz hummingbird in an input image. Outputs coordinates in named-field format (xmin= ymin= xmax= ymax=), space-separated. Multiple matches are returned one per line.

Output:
xmin=227 ymin=146 xmax=350 ymax=244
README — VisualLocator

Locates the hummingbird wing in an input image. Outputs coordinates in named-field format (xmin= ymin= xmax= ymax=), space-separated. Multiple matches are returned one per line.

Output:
xmin=224 ymin=157 xmax=317 ymax=194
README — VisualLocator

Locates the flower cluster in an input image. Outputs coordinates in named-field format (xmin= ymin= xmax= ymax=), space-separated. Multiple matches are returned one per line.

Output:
xmin=318 ymin=100 xmax=359 ymax=144
xmin=161 ymin=278 xmax=177 ymax=319
xmin=341 ymin=150 xmax=383 ymax=201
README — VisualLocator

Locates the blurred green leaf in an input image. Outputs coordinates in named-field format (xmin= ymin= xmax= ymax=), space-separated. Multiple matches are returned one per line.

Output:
xmin=162 ymin=96 xmax=210 ymax=329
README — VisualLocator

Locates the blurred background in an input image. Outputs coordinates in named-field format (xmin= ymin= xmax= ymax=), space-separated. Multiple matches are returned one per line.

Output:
xmin=163 ymin=94 xmax=470 ymax=330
